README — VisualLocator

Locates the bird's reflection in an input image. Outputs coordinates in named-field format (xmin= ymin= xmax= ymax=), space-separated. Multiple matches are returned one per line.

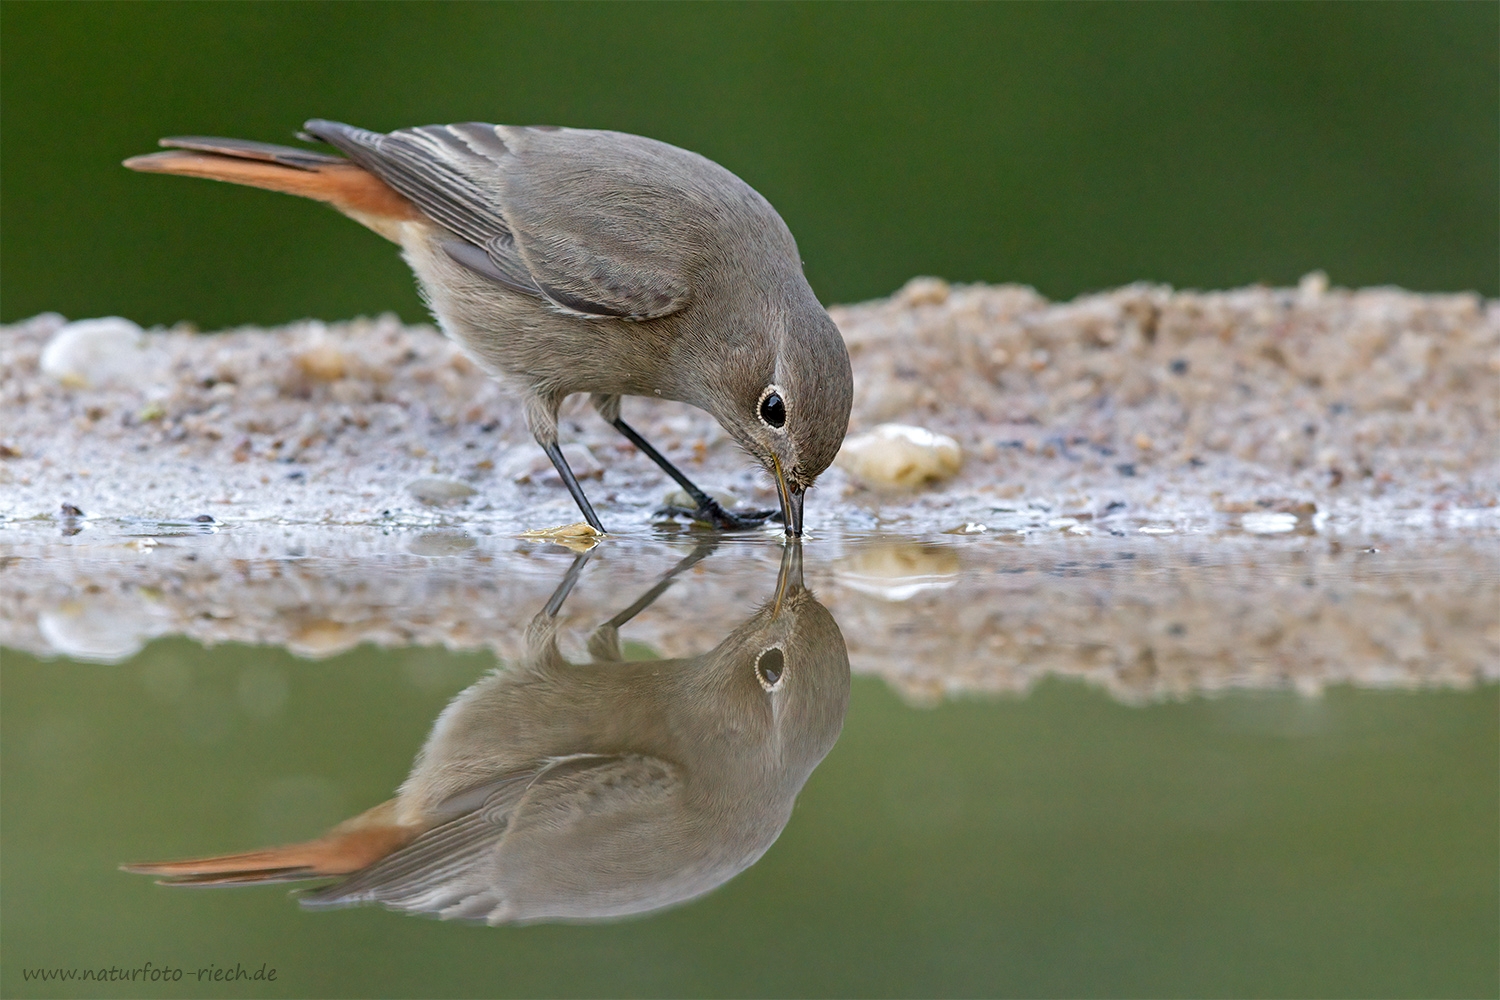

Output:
xmin=123 ymin=540 xmax=849 ymax=924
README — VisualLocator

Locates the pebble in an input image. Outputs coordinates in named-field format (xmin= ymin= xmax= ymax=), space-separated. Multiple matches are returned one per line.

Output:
xmin=518 ymin=522 xmax=602 ymax=552
xmin=834 ymin=542 xmax=961 ymax=602
xmin=37 ymin=599 xmax=159 ymax=662
xmin=1241 ymin=511 xmax=1300 ymax=535
xmin=836 ymin=423 xmax=963 ymax=490
xmin=897 ymin=276 xmax=952 ymax=307
xmin=405 ymin=476 xmax=478 ymax=505
xmin=663 ymin=488 xmax=740 ymax=510
xmin=39 ymin=317 xmax=147 ymax=389
xmin=288 ymin=620 xmax=359 ymax=659
xmin=294 ymin=342 xmax=347 ymax=382
xmin=408 ymin=531 xmax=478 ymax=556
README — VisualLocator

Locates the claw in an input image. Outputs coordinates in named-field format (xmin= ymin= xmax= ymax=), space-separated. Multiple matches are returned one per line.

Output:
xmin=657 ymin=497 xmax=781 ymax=531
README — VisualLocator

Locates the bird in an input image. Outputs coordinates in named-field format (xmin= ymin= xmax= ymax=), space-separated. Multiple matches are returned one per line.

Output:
xmin=121 ymin=541 xmax=851 ymax=924
xmin=123 ymin=121 xmax=855 ymax=536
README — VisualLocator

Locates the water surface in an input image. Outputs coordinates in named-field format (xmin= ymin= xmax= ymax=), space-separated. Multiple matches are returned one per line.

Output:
xmin=2 ymin=523 xmax=1495 ymax=997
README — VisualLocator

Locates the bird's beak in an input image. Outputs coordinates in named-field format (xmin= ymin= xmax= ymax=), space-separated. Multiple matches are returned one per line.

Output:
xmin=771 ymin=455 xmax=804 ymax=537
xmin=772 ymin=535 xmax=805 ymax=615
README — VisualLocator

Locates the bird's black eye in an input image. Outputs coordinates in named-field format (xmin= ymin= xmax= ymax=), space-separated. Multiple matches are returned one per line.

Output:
xmin=759 ymin=390 xmax=786 ymax=429
xmin=756 ymin=647 xmax=785 ymax=690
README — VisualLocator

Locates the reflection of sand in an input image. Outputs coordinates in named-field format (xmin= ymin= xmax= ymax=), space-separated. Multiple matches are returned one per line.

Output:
xmin=3 ymin=277 xmax=1497 ymax=700
xmin=1 ymin=528 xmax=1494 ymax=705
xmin=2 ymin=275 xmax=1496 ymax=532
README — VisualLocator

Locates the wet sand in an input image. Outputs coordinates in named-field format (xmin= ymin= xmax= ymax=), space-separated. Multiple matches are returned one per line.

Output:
xmin=0 ymin=525 xmax=1494 ymax=704
xmin=3 ymin=277 xmax=1496 ymax=700
xmin=2 ymin=274 xmax=1495 ymax=532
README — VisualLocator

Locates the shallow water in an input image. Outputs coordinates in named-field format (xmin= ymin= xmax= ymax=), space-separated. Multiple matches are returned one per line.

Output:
xmin=2 ymin=522 xmax=1496 ymax=998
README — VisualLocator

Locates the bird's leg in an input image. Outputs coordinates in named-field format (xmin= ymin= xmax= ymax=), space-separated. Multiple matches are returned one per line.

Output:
xmin=525 ymin=548 xmax=593 ymax=655
xmin=542 ymin=440 xmax=607 ymax=533
xmin=608 ymin=417 xmax=779 ymax=530
xmin=586 ymin=540 xmax=719 ymax=661
xmin=541 ymin=550 xmax=594 ymax=618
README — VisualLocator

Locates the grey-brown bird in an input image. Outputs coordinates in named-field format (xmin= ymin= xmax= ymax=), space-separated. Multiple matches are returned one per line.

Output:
xmin=124 ymin=121 xmax=854 ymax=535
xmin=121 ymin=542 xmax=850 ymax=923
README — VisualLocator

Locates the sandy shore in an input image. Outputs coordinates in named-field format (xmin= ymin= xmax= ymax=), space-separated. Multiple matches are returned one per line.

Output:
xmin=3 ymin=277 xmax=1496 ymax=702
xmin=2 ymin=274 xmax=1496 ymax=533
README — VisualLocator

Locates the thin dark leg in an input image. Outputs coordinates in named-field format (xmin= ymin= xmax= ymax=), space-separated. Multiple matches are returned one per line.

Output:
xmin=609 ymin=418 xmax=778 ymax=530
xmin=542 ymin=550 xmax=594 ymax=618
xmin=586 ymin=540 xmax=719 ymax=660
xmin=542 ymin=440 xmax=607 ymax=533
xmin=600 ymin=540 xmax=719 ymax=631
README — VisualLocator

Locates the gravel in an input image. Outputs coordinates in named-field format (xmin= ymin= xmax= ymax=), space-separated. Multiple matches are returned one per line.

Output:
xmin=2 ymin=272 xmax=1494 ymax=533
xmin=3 ymin=275 xmax=1496 ymax=702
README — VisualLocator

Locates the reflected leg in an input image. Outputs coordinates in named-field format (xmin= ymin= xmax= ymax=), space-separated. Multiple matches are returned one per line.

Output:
xmin=586 ymin=540 xmax=719 ymax=660
xmin=541 ymin=549 xmax=595 ymax=618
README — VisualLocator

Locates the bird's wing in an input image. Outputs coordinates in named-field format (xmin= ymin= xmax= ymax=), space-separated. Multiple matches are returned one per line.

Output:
xmin=296 ymin=770 xmax=532 ymax=914
xmin=303 ymin=120 xmax=699 ymax=320
xmin=297 ymin=754 xmax=682 ymax=922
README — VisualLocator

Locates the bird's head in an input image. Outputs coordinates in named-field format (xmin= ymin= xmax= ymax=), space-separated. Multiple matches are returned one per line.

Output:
xmin=699 ymin=286 xmax=852 ymax=536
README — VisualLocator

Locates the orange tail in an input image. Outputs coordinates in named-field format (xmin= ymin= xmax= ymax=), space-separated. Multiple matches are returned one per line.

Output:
xmin=124 ymin=135 xmax=421 ymax=240
xmin=121 ymin=799 xmax=420 ymax=887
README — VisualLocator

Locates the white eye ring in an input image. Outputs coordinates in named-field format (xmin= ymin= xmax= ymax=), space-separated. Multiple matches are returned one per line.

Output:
xmin=757 ymin=384 xmax=787 ymax=431
xmin=756 ymin=646 xmax=786 ymax=691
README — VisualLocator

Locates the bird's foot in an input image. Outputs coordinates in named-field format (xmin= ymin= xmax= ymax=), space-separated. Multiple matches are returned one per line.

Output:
xmin=657 ymin=497 xmax=782 ymax=531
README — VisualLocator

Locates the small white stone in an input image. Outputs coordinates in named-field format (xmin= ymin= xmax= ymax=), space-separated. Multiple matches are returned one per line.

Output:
xmin=40 ymin=317 xmax=147 ymax=389
xmin=406 ymin=476 xmax=478 ymax=504
xmin=1298 ymin=270 xmax=1329 ymax=298
xmin=897 ymin=276 xmax=951 ymax=307
xmin=836 ymin=423 xmax=962 ymax=490
xmin=1241 ymin=511 xmax=1299 ymax=534
xmin=834 ymin=542 xmax=961 ymax=601
xmin=37 ymin=599 xmax=161 ymax=663
xmin=663 ymin=488 xmax=740 ymax=510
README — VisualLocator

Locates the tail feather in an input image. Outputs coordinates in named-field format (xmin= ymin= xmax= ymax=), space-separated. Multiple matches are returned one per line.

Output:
xmin=124 ymin=135 xmax=421 ymax=237
xmin=157 ymin=135 xmax=345 ymax=170
xmin=121 ymin=802 xmax=420 ymax=888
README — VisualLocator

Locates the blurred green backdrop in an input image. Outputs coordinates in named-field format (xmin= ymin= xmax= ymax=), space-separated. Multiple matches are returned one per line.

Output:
xmin=6 ymin=642 xmax=1496 ymax=999
xmin=2 ymin=1 xmax=1495 ymax=330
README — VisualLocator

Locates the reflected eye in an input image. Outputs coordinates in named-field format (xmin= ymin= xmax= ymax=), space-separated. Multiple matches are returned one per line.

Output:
xmin=758 ymin=388 xmax=786 ymax=429
xmin=756 ymin=647 xmax=785 ymax=690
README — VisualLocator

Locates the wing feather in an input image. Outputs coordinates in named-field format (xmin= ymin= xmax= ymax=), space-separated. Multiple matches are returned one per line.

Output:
xmin=298 ymin=754 xmax=680 ymax=921
xmin=302 ymin=119 xmax=699 ymax=320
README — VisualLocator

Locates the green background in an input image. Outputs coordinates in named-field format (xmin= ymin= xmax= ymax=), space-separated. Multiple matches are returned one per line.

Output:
xmin=5 ymin=641 xmax=1496 ymax=999
xmin=3 ymin=4 xmax=1498 ymax=996
xmin=3 ymin=533 xmax=1498 ymax=998
xmin=2 ymin=1 xmax=1496 ymax=330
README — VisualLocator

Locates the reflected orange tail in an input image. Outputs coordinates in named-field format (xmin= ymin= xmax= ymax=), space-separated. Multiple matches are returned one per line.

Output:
xmin=121 ymin=799 xmax=418 ymax=887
